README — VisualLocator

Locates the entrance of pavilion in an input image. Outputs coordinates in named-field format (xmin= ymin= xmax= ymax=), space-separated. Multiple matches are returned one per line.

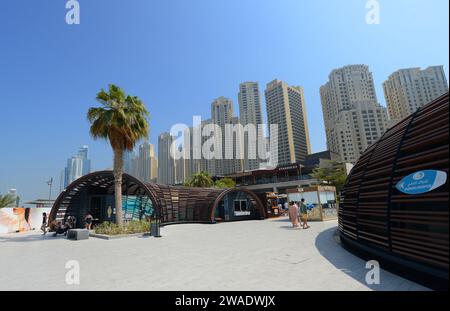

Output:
xmin=214 ymin=193 xmax=257 ymax=222
xmin=88 ymin=195 xmax=111 ymax=227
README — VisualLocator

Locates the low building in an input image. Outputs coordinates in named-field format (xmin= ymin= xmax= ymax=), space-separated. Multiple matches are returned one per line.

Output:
xmin=223 ymin=150 xmax=347 ymax=194
xmin=287 ymin=186 xmax=338 ymax=221
xmin=224 ymin=162 xmax=317 ymax=194
xmin=49 ymin=171 xmax=266 ymax=227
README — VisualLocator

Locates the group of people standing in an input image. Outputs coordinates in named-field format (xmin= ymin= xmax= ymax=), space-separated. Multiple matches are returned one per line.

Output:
xmin=287 ymin=199 xmax=310 ymax=229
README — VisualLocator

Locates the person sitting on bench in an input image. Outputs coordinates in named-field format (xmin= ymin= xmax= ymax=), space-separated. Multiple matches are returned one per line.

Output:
xmin=53 ymin=218 xmax=74 ymax=237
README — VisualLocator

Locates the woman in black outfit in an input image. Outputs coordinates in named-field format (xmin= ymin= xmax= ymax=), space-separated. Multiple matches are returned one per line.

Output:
xmin=41 ymin=212 xmax=47 ymax=235
xmin=85 ymin=213 xmax=93 ymax=230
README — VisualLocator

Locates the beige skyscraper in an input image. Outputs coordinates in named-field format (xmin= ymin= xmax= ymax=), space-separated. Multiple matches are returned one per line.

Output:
xmin=137 ymin=142 xmax=158 ymax=183
xmin=265 ymin=79 xmax=311 ymax=166
xmin=383 ymin=66 xmax=449 ymax=121
xmin=320 ymin=65 xmax=389 ymax=163
xmin=238 ymin=82 xmax=264 ymax=171
xmin=211 ymin=96 xmax=234 ymax=125
xmin=211 ymin=97 xmax=243 ymax=175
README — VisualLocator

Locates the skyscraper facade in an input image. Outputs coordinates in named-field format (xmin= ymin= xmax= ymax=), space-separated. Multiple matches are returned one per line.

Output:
xmin=78 ymin=145 xmax=91 ymax=175
xmin=170 ymin=120 xmax=214 ymax=184
xmin=123 ymin=150 xmax=136 ymax=176
xmin=63 ymin=145 xmax=91 ymax=188
xmin=175 ymin=145 xmax=188 ymax=185
xmin=383 ymin=66 xmax=449 ymax=121
xmin=198 ymin=118 xmax=216 ymax=176
xmin=137 ymin=142 xmax=158 ymax=183
xmin=222 ymin=116 xmax=244 ymax=175
xmin=123 ymin=143 xmax=158 ymax=183
xmin=211 ymin=97 xmax=243 ymax=175
xmin=238 ymin=82 xmax=264 ymax=171
xmin=158 ymin=132 xmax=176 ymax=185
xmin=184 ymin=124 xmax=202 ymax=181
xmin=320 ymin=65 xmax=389 ymax=163
xmin=265 ymin=79 xmax=311 ymax=166
xmin=211 ymin=96 xmax=234 ymax=125
xmin=64 ymin=156 xmax=83 ymax=188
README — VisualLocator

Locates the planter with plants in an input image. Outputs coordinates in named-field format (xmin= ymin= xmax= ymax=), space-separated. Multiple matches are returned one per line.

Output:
xmin=91 ymin=220 xmax=150 ymax=239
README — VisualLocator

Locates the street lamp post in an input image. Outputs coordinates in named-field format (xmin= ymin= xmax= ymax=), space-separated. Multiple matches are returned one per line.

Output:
xmin=47 ymin=178 xmax=53 ymax=208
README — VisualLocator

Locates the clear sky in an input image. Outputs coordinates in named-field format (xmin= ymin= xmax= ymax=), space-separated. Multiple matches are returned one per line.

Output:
xmin=0 ymin=0 xmax=448 ymax=203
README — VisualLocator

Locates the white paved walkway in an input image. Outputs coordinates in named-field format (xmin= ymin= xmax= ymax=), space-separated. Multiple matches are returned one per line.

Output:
xmin=0 ymin=218 xmax=428 ymax=291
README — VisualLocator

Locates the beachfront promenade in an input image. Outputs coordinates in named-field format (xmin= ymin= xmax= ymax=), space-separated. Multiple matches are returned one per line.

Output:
xmin=0 ymin=218 xmax=428 ymax=291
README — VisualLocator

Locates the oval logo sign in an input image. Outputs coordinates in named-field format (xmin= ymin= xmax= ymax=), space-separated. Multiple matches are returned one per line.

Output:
xmin=396 ymin=170 xmax=447 ymax=195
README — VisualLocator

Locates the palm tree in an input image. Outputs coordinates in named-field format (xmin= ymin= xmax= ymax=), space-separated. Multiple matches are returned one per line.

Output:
xmin=214 ymin=177 xmax=236 ymax=189
xmin=188 ymin=172 xmax=214 ymax=188
xmin=0 ymin=194 xmax=16 ymax=209
xmin=87 ymin=84 xmax=149 ymax=225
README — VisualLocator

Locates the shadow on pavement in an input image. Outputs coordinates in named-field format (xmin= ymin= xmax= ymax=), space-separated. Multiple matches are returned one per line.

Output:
xmin=270 ymin=217 xmax=291 ymax=223
xmin=315 ymin=227 xmax=369 ymax=288
xmin=0 ymin=232 xmax=68 ymax=243
xmin=275 ymin=217 xmax=299 ymax=230
xmin=314 ymin=226 xmax=428 ymax=291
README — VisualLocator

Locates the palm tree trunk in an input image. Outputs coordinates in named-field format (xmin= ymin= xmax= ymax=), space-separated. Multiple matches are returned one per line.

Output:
xmin=113 ymin=148 xmax=124 ymax=225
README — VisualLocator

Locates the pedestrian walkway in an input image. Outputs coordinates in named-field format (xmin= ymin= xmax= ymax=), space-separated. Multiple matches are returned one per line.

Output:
xmin=0 ymin=218 xmax=428 ymax=290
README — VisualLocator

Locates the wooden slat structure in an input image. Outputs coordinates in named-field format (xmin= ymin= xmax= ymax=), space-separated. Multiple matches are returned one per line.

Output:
xmin=49 ymin=171 xmax=266 ymax=226
xmin=339 ymin=92 xmax=449 ymax=287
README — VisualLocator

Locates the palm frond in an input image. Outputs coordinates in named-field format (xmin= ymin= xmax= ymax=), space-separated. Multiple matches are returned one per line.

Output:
xmin=87 ymin=85 xmax=150 ymax=150
xmin=0 ymin=194 xmax=16 ymax=208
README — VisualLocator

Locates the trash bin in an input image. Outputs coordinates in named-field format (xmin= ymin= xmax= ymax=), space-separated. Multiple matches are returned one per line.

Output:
xmin=150 ymin=222 xmax=161 ymax=237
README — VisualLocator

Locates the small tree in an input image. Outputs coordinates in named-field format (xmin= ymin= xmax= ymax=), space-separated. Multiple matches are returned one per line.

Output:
xmin=311 ymin=160 xmax=347 ymax=195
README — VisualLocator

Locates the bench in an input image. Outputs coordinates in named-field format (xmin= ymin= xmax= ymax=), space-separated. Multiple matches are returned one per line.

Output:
xmin=67 ymin=229 xmax=90 ymax=240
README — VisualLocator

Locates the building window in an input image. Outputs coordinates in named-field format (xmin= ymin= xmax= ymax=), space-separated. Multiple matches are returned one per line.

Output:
xmin=234 ymin=200 xmax=250 ymax=216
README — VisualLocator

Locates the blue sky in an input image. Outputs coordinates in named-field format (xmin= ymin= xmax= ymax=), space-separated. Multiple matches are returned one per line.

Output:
xmin=0 ymin=0 xmax=448 ymax=202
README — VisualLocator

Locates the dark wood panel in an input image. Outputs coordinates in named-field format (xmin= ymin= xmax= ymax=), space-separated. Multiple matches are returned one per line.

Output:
xmin=339 ymin=92 xmax=449 ymax=279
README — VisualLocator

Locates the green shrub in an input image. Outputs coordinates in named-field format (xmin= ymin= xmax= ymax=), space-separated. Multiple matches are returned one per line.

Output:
xmin=94 ymin=220 xmax=150 ymax=235
xmin=126 ymin=220 xmax=151 ymax=234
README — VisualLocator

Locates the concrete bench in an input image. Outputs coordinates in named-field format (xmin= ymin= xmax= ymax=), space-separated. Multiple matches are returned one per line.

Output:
xmin=67 ymin=229 xmax=90 ymax=240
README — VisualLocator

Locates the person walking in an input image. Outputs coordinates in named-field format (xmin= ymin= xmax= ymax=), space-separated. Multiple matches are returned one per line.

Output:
xmin=296 ymin=201 xmax=302 ymax=226
xmin=288 ymin=202 xmax=300 ymax=228
xmin=300 ymin=199 xmax=310 ymax=229
xmin=41 ymin=212 xmax=48 ymax=235
xmin=293 ymin=201 xmax=300 ymax=226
